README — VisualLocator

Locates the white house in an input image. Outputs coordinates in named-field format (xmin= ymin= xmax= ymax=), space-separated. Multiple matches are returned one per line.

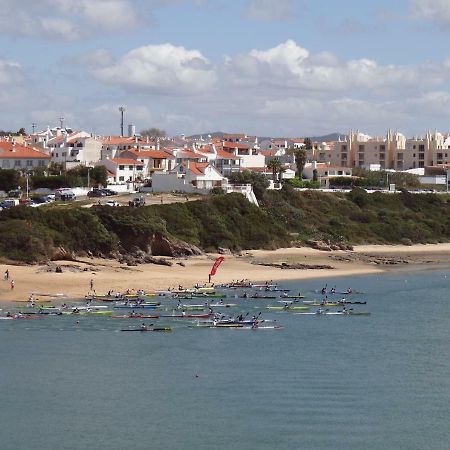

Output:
xmin=152 ymin=162 xmax=226 ymax=193
xmin=101 ymin=158 xmax=145 ymax=185
xmin=119 ymin=148 xmax=175 ymax=178
xmin=0 ymin=141 xmax=51 ymax=170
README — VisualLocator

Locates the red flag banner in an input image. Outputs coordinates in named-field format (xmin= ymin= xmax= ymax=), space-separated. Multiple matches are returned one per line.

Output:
xmin=209 ymin=257 xmax=225 ymax=277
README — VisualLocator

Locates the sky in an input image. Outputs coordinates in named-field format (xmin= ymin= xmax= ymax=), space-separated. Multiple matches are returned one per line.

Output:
xmin=1 ymin=0 xmax=450 ymax=137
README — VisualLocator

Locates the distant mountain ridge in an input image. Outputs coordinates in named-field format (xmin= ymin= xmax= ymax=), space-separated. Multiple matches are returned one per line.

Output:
xmin=187 ymin=131 xmax=345 ymax=142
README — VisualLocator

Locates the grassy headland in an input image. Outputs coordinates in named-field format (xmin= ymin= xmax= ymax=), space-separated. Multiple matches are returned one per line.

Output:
xmin=0 ymin=189 xmax=449 ymax=263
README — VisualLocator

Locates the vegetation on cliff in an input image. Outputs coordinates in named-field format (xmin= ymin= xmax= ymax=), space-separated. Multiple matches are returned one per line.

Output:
xmin=0 ymin=189 xmax=448 ymax=263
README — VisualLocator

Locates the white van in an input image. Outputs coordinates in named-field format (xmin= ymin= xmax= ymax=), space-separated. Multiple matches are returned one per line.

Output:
xmin=0 ymin=198 xmax=20 ymax=208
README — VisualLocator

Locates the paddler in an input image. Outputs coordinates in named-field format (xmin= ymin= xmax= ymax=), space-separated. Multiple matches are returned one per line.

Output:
xmin=141 ymin=323 xmax=147 ymax=330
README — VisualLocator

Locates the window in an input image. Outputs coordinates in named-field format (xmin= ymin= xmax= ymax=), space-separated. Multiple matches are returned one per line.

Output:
xmin=14 ymin=160 xmax=21 ymax=167
xmin=137 ymin=166 xmax=143 ymax=171
xmin=2 ymin=160 xmax=10 ymax=168
xmin=359 ymin=145 xmax=365 ymax=152
xmin=119 ymin=165 xmax=125 ymax=170
xmin=26 ymin=160 xmax=33 ymax=167
xmin=397 ymin=153 xmax=404 ymax=160
xmin=38 ymin=161 xmax=45 ymax=167
xmin=128 ymin=165 xmax=133 ymax=170
xmin=119 ymin=176 xmax=124 ymax=181
xmin=419 ymin=153 xmax=424 ymax=160
xmin=419 ymin=145 xmax=425 ymax=151
xmin=341 ymin=145 xmax=347 ymax=151
xmin=380 ymin=145 xmax=386 ymax=151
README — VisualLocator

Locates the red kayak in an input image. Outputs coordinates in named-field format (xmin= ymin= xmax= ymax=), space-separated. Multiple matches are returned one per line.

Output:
xmin=160 ymin=313 xmax=211 ymax=319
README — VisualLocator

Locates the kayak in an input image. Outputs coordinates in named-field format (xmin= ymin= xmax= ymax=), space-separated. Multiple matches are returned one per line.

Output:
xmin=295 ymin=311 xmax=371 ymax=316
xmin=267 ymin=306 xmax=310 ymax=311
xmin=302 ymin=303 xmax=342 ymax=307
xmin=112 ymin=315 xmax=160 ymax=319
xmin=197 ymin=286 xmax=214 ymax=291
xmin=121 ymin=327 xmax=172 ymax=332
xmin=179 ymin=307 xmax=205 ymax=311
xmin=233 ymin=326 xmax=284 ymax=330
xmin=85 ymin=295 xmax=117 ymax=302
xmin=114 ymin=301 xmax=161 ymax=306
xmin=159 ymin=314 xmax=211 ymax=319
xmin=280 ymin=295 xmax=305 ymax=299
xmin=209 ymin=303 xmax=237 ymax=308
xmin=246 ymin=295 xmax=278 ymax=299
xmin=192 ymin=293 xmax=226 ymax=298
xmin=113 ymin=305 xmax=159 ymax=309
xmin=14 ymin=299 xmax=52 ymax=303
xmin=66 ymin=305 xmax=109 ymax=310
xmin=63 ymin=310 xmax=113 ymax=316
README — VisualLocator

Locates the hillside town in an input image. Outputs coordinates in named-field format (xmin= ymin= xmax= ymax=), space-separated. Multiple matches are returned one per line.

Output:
xmin=1 ymin=122 xmax=449 ymax=206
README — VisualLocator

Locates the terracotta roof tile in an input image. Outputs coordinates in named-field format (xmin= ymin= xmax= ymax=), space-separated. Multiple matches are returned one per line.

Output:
xmin=0 ymin=142 xmax=50 ymax=159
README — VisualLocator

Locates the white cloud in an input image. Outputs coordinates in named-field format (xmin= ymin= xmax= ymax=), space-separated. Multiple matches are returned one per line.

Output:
xmin=0 ymin=0 xmax=140 ymax=41
xmin=92 ymin=43 xmax=217 ymax=95
xmin=247 ymin=0 xmax=294 ymax=21
xmin=225 ymin=40 xmax=441 ymax=93
xmin=0 ymin=59 xmax=24 ymax=86
xmin=410 ymin=0 xmax=450 ymax=26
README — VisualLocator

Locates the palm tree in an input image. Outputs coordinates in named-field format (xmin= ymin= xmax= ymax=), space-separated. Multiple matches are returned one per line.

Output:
xmin=294 ymin=149 xmax=307 ymax=179
xmin=267 ymin=158 xmax=282 ymax=182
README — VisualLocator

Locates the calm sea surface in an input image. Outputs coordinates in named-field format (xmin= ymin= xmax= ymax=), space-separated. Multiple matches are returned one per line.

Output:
xmin=1 ymin=269 xmax=450 ymax=450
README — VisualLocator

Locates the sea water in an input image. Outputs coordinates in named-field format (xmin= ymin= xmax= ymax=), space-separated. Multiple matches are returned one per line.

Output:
xmin=1 ymin=270 xmax=450 ymax=450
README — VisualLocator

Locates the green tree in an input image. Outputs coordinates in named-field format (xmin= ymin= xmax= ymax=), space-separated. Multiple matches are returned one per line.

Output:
xmin=312 ymin=169 xmax=318 ymax=182
xmin=228 ymin=171 xmax=270 ymax=200
xmin=140 ymin=128 xmax=166 ymax=138
xmin=303 ymin=138 xmax=313 ymax=150
xmin=0 ymin=169 xmax=20 ymax=192
xmin=267 ymin=158 xmax=282 ymax=182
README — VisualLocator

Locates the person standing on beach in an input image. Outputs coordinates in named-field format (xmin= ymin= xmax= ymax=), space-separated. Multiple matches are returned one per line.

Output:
xmin=90 ymin=279 xmax=94 ymax=291
xmin=4 ymin=269 xmax=9 ymax=280
xmin=10 ymin=280 xmax=14 ymax=290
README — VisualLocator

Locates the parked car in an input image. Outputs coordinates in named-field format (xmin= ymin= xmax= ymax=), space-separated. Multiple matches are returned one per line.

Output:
xmin=105 ymin=200 xmax=119 ymax=207
xmin=87 ymin=189 xmax=106 ymax=198
xmin=128 ymin=196 xmax=145 ymax=207
xmin=101 ymin=189 xmax=118 ymax=196
xmin=55 ymin=188 xmax=76 ymax=201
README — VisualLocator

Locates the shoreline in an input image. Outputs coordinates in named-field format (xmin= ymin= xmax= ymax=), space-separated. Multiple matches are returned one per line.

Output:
xmin=0 ymin=243 xmax=449 ymax=303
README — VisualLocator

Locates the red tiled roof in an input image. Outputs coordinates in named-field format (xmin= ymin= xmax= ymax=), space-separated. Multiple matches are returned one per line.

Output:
xmin=101 ymin=136 xmax=136 ymax=146
xmin=215 ymin=149 xmax=242 ymax=159
xmin=176 ymin=150 xmax=203 ymax=159
xmin=111 ymin=158 xmax=143 ymax=166
xmin=123 ymin=149 xmax=172 ymax=159
xmin=0 ymin=142 xmax=50 ymax=159
xmin=260 ymin=150 xmax=278 ymax=157
xmin=223 ymin=141 xmax=252 ymax=150
xmin=188 ymin=162 xmax=210 ymax=175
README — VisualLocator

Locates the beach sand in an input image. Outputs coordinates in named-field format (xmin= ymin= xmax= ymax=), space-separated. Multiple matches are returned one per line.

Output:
xmin=0 ymin=243 xmax=449 ymax=303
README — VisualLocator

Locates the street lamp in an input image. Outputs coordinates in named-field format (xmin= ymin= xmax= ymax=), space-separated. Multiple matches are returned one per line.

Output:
xmin=87 ymin=167 xmax=92 ymax=190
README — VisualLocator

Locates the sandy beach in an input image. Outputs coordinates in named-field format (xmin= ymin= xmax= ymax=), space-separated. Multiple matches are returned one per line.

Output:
xmin=0 ymin=243 xmax=449 ymax=303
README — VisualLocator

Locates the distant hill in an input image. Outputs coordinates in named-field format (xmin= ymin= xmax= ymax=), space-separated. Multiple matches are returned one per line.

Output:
xmin=187 ymin=131 xmax=225 ymax=140
xmin=187 ymin=131 xmax=346 ymax=142
xmin=308 ymin=133 xmax=345 ymax=142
